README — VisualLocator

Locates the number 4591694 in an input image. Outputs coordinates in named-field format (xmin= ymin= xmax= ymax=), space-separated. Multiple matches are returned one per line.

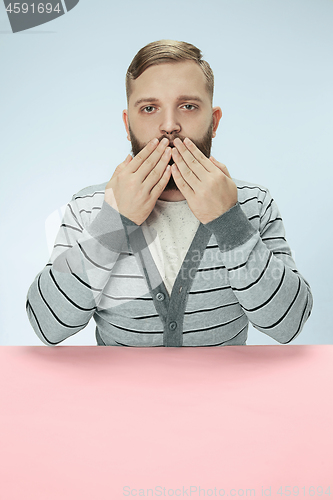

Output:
xmin=6 ymin=3 xmax=61 ymax=14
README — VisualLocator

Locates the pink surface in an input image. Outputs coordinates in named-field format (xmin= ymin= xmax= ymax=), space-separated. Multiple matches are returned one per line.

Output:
xmin=0 ymin=345 xmax=332 ymax=500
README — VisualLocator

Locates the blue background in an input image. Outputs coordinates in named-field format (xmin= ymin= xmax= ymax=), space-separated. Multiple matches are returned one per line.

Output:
xmin=0 ymin=0 xmax=332 ymax=345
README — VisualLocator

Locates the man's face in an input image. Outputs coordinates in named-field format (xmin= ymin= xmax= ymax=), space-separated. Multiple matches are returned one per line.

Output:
xmin=123 ymin=60 xmax=221 ymax=194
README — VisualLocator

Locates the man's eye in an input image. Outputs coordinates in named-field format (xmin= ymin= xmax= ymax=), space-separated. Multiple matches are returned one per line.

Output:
xmin=143 ymin=106 xmax=155 ymax=113
xmin=182 ymin=104 xmax=196 ymax=110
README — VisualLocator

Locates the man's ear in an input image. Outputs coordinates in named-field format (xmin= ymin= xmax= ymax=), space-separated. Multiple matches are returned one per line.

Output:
xmin=122 ymin=110 xmax=131 ymax=141
xmin=212 ymin=107 xmax=222 ymax=138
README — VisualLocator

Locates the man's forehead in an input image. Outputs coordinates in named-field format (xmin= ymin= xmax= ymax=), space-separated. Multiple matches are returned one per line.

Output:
xmin=129 ymin=60 xmax=209 ymax=104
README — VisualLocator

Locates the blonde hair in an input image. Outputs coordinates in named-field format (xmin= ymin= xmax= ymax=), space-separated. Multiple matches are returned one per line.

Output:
xmin=126 ymin=39 xmax=214 ymax=103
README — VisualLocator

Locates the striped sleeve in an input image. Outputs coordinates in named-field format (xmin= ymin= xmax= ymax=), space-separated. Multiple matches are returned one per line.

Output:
xmin=204 ymin=189 xmax=313 ymax=344
xmin=26 ymin=195 xmax=138 ymax=346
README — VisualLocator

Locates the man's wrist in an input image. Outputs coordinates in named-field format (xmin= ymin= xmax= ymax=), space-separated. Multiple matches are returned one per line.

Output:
xmin=87 ymin=201 xmax=135 ymax=253
xmin=204 ymin=202 xmax=257 ymax=252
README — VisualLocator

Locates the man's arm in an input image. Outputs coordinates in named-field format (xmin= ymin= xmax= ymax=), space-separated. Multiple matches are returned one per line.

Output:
xmin=26 ymin=138 xmax=172 ymax=345
xmin=171 ymin=138 xmax=313 ymax=343
xmin=26 ymin=198 xmax=135 ymax=346
xmin=204 ymin=189 xmax=313 ymax=343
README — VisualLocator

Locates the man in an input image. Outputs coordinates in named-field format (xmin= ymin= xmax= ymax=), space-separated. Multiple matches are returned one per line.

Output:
xmin=26 ymin=40 xmax=313 ymax=347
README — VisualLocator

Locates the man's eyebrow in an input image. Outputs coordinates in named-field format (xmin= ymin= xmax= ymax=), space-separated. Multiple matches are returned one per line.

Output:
xmin=134 ymin=98 xmax=159 ymax=107
xmin=176 ymin=95 xmax=203 ymax=103
xmin=133 ymin=96 xmax=204 ymax=107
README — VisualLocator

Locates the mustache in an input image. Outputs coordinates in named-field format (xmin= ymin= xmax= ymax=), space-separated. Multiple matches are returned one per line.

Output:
xmin=157 ymin=134 xmax=185 ymax=147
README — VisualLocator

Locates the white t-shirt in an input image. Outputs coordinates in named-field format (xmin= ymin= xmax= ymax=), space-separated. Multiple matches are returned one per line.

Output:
xmin=141 ymin=198 xmax=200 ymax=295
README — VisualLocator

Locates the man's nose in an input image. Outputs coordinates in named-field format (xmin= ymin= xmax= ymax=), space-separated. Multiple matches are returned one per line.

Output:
xmin=159 ymin=110 xmax=181 ymax=136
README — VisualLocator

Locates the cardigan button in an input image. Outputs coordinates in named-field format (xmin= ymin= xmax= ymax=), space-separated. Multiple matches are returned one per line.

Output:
xmin=156 ymin=292 xmax=165 ymax=301
xmin=169 ymin=321 xmax=177 ymax=331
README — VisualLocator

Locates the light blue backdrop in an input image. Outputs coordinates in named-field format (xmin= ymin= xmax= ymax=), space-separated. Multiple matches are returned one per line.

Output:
xmin=0 ymin=0 xmax=332 ymax=345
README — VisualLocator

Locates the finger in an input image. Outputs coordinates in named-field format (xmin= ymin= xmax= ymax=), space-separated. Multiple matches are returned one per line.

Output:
xmin=135 ymin=137 xmax=170 ymax=181
xmin=209 ymin=156 xmax=231 ymax=178
xmin=172 ymin=147 xmax=200 ymax=190
xmin=127 ymin=138 xmax=159 ymax=173
xmin=113 ymin=154 xmax=132 ymax=176
xmin=143 ymin=146 xmax=172 ymax=190
xmin=173 ymin=138 xmax=206 ymax=180
xmin=150 ymin=164 xmax=172 ymax=198
xmin=170 ymin=163 xmax=194 ymax=198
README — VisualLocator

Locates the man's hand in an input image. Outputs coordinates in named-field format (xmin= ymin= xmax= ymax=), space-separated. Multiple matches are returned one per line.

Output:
xmin=171 ymin=137 xmax=238 ymax=224
xmin=105 ymin=138 xmax=172 ymax=225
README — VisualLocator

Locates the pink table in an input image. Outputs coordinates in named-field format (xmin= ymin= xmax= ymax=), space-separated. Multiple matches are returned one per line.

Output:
xmin=1 ymin=345 xmax=332 ymax=499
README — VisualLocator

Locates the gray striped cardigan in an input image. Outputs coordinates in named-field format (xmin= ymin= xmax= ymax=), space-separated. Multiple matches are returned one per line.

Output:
xmin=26 ymin=178 xmax=313 ymax=346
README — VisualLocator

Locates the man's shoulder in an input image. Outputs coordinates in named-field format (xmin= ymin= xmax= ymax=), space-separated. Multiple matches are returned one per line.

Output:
xmin=72 ymin=181 xmax=108 ymax=201
xmin=68 ymin=182 xmax=109 ymax=218
xmin=232 ymin=178 xmax=270 ymax=202
xmin=232 ymin=177 xmax=268 ymax=192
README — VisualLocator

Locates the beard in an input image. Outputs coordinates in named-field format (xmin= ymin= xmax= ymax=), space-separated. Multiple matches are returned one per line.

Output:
xmin=128 ymin=120 xmax=214 ymax=192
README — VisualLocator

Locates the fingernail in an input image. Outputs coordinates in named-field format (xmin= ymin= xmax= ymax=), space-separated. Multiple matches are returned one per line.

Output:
xmin=161 ymin=137 xmax=169 ymax=146
xmin=152 ymin=138 xmax=159 ymax=145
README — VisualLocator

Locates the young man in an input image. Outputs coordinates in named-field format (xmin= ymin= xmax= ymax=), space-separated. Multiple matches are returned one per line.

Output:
xmin=26 ymin=40 xmax=313 ymax=347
